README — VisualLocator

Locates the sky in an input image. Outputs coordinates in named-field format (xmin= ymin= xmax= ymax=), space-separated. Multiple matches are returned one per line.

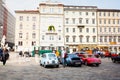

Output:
xmin=5 ymin=0 xmax=120 ymax=15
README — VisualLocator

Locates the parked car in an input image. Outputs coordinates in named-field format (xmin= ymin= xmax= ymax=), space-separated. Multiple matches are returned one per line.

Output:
xmin=40 ymin=53 xmax=59 ymax=68
xmin=81 ymin=54 xmax=101 ymax=67
xmin=111 ymin=55 xmax=120 ymax=63
xmin=65 ymin=54 xmax=83 ymax=67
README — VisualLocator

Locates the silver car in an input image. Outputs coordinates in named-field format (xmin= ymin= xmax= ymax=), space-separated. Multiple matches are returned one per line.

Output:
xmin=40 ymin=53 xmax=59 ymax=68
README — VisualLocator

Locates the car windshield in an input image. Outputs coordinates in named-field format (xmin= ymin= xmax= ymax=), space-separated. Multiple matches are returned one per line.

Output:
xmin=48 ymin=54 xmax=56 ymax=58
xmin=68 ymin=54 xmax=78 ymax=57
xmin=84 ymin=55 xmax=95 ymax=58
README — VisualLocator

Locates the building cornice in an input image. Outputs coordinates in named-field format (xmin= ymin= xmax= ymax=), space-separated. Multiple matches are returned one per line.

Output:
xmin=15 ymin=10 xmax=39 ymax=13
xmin=97 ymin=9 xmax=120 ymax=12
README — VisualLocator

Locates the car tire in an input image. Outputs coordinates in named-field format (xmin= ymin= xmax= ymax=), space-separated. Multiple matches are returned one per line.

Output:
xmin=43 ymin=63 xmax=47 ymax=68
xmin=112 ymin=59 xmax=116 ymax=63
xmin=96 ymin=64 xmax=99 ymax=67
xmin=56 ymin=65 xmax=59 ymax=68
xmin=85 ymin=61 xmax=88 ymax=66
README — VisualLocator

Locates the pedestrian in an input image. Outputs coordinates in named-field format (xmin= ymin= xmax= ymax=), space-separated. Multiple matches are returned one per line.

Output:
xmin=0 ymin=48 xmax=3 ymax=61
xmin=1 ymin=48 xmax=9 ymax=65
xmin=61 ymin=47 xmax=67 ymax=68
xmin=19 ymin=51 xmax=23 ymax=57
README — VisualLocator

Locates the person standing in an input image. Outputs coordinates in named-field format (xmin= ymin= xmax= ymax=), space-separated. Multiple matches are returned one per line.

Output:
xmin=2 ymin=48 xmax=9 ymax=65
xmin=61 ymin=47 xmax=67 ymax=67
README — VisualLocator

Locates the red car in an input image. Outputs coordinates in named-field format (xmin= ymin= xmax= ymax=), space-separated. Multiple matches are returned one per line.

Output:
xmin=81 ymin=54 xmax=101 ymax=67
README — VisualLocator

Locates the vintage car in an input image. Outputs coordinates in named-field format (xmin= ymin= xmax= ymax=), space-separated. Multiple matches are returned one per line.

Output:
xmin=80 ymin=54 xmax=101 ymax=67
xmin=40 ymin=53 xmax=59 ymax=68
xmin=65 ymin=54 xmax=83 ymax=67
xmin=111 ymin=54 xmax=120 ymax=63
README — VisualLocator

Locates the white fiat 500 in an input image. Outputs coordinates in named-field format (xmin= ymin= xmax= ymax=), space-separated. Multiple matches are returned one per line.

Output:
xmin=40 ymin=53 xmax=59 ymax=68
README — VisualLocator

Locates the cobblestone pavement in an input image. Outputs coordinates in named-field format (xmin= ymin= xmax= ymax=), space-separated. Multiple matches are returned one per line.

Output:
xmin=0 ymin=52 xmax=120 ymax=80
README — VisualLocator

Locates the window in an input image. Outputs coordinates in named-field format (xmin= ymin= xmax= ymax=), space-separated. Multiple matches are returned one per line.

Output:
xmin=50 ymin=8 xmax=54 ymax=13
xmin=79 ymin=36 xmax=83 ymax=43
xmin=79 ymin=18 xmax=82 ymax=24
xmin=19 ymin=33 xmax=22 ymax=38
xmin=66 ymin=28 xmax=69 ymax=33
xmin=109 ymin=28 xmax=111 ymax=32
xmin=79 ymin=12 xmax=82 ymax=15
xmin=43 ymin=8 xmax=45 ymax=12
xmin=32 ymin=23 xmax=36 ymax=30
xmin=104 ymin=27 xmax=106 ymax=32
xmin=86 ymin=19 xmax=89 ymax=24
xmin=99 ymin=12 xmax=101 ymax=16
xmin=104 ymin=19 xmax=106 ymax=24
xmin=86 ymin=36 xmax=89 ymax=42
xmin=104 ymin=12 xmax=106 ymax=16
xmin=86 ymin=28 xmax=89 ymax=33
xmin=113 ymin=36 xmax=116 ymax=42
xmin=19 ymin=16 xmax=23 ymax=21
xmin=108 ymin=19 xmax=111 ymax=24
xmin=42 ymin=35 xmax=44 ymax=40
xmin=18 ymin=41 xmax=23 ymax=46
xmin=118 ymin=20 xmax=120 ymax=24
xmin=66 ymin=36 xmax=69 ymax=42
xmin=72 ymin=18 xmax=75 ymax=24
xmin=112 ymin=12 xmax=114 ymax=16
xmin=32 ymin=17 xmax=36 ymax=21
xmin=92 ymin=12 xmax=95 ymax=16
xmin=73 ymin=36 xmax=76 ymax=42
xmin=99 ymin=19 xmax=102 ymax=24
xmin=73 ymin=28 xmax=75 ymax=32
xmin=100 ymin=36 xmax=103 ymax=42
xmin=113 ymin=19 xmax=115 ymax=24
xmin=79 ymin=28 xmax=82 ymax=32
xmin=58 ymin=8 xmax=61 ymax=13
xmin=49 ymin=36 xmax=54 ymax=40
xmin=109 ymin=36 xmax=112 ymax=42
xmin=86 ymin=12 xmax=88 ymax=16
xmin=27 ymin=16 xmax=29 ymax=21
xmin=113 ymin=28 xmax=116 ymax=32
xmin=108 ymin=12 xmax=110 ymax=16
xmin=93 ymin=36 xmax=96 ymax=42
xmin=65 ymin=18 xmax=69 ymax=24
xmin=93 ymin=28 xmax=95 ymax=33
xmin=19 ymin=23 xmax=23 ymax=29
xmin=118 ymin=28 xmax=120 ymax=32
xmin=92 ymin=19 xmax=95 ymax=24
xmin=104 ymin=36 xmax=107 ymax=42
xmin=32 ymin=33 xmax=36 ymax=39
xmin=58 ymin=35 xmax=61 ymax=40
xmin=26 ymin=33 xmax=28 ymax=39
xmin=118 ymin=36 xmax=120 ymax=42
xmin=100 ymin=27 xmax=102 ymax=32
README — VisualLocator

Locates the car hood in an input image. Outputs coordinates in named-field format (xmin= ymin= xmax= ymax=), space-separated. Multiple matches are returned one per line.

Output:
xmin=87 ymin=58 xmax=100 ymax=61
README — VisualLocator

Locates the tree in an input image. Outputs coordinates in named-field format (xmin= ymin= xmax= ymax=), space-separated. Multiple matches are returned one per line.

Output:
xmin=48 ymin=25 xmax=55 ymax=31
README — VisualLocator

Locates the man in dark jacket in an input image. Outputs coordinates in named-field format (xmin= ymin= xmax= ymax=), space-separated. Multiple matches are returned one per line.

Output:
xmin=1 ymin=48 xmax=9 ymax=65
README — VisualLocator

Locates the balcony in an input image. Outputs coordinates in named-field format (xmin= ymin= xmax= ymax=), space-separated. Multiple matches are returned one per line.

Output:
xmin=46 ymin=31 xmax=57 ymax=35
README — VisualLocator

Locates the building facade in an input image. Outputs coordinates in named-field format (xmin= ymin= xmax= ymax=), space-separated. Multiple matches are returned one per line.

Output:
xmin=15 ymin=1 xmax=120 ymax=52
xmin=97 ymin=9 xmax=120 ymax=52
xmin=0 ymin=0 xmax=15 ymax=48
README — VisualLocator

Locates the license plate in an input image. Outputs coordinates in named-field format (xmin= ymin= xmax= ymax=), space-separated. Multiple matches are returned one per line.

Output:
xmin=75 ymin=62 xmax=80 ymax=64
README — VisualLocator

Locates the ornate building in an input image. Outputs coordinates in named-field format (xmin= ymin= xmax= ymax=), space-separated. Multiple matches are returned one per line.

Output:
xmin=0 ymin=0 xmax=15 ymax=48
xmin=15 ymin=1 xmax=120 ymax=53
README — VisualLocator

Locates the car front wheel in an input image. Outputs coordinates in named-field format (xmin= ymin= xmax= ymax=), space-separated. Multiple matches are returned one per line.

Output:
xmin=85 ymin=61 xmax=88 ymax=66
